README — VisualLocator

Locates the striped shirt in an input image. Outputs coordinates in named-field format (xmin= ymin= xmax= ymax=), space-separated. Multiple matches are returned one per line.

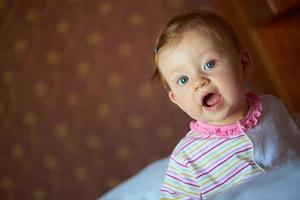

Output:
xmin=161 ymin=93 xmax=300 ymax=199
xmin=160 ymin=131 xmax=263 ymax=199
xmin=160 ymin=92 xmax=264 ymax=199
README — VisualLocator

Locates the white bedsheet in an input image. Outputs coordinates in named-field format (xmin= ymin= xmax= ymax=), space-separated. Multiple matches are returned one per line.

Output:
xmin=213 ymin=160 xmax=300 ymax=200
xmin=99 ymin=158 xmax=168 ymax=200
xmin=99 ymin=114 xmax=300 ymax=200
xmin=99 ymin=158 xmax=300 ymax=200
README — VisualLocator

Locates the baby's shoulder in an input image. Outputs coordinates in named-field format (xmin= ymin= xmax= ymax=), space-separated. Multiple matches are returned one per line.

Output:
xmin=171 ymin=131 xmax=214 ymax=163
xmin=259 ymin=93 xmax=289 ymax=115
xmin=260 ymin=93 xmax=284 ymax=107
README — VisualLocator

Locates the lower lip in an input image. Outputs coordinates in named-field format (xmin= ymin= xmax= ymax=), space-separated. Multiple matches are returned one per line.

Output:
xmin=203 ymin=96 xmax=223 ymax=111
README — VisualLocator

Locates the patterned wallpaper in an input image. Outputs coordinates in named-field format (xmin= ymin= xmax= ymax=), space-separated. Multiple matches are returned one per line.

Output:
xmin=0 ymin=0 xmax=213 ymax=199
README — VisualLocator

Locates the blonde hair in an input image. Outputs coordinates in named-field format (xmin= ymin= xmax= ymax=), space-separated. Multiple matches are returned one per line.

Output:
xmin=152 ymin=10 xmax=242 ymax=91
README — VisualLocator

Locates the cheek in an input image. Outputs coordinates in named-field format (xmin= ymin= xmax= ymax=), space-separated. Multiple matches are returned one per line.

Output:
xmin=220 ymin=66 xmax=245 ymax=85
xmin=217 ymin=74 xmax=246 ymax=96
xmin=173 ymin=92 xmax=188 ymax=106
xmin=173 ymin=93 xmax=194 ymax=111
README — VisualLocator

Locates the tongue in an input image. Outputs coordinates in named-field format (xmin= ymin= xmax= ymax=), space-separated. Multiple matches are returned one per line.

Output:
xmin=206 ymin=93 xmax=221 ymax=106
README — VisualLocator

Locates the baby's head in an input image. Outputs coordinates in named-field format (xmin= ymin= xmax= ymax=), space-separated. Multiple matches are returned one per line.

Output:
xmin=153 ymin=10 xmax=253 ymax=125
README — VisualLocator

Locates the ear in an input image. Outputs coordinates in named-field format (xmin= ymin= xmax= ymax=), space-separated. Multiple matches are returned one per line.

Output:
xmin=168 ymin=91 xmax=178 ymax=105
xmin=240 ymin=48 xmax=253 ymax=79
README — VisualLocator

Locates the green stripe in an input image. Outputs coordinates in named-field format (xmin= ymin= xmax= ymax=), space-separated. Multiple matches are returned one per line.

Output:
xmin=164 ymin=181 xmax=199 ymax=196
xmin=194 ymin=138 xmax=248 ymax=170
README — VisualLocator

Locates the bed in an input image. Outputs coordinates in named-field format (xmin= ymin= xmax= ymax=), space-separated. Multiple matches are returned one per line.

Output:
xmin=99 ymin=158 xmax=300 ymax=200
xmin=99 ymin=115 xmax=300 ymax=200
xmin=99 ymin=158 xmax=168 ymax=200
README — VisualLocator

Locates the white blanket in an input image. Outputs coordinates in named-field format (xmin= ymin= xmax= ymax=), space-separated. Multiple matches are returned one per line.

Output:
xmin=99 ymin=158 xmax=168 ymax=200
xmin=99 ymin=158 xmax=300 ymax=200
xmin=100 ymin=114 xmax=300 ymax=200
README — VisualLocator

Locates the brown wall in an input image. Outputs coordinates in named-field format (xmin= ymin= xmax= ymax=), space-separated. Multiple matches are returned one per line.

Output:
xmin=214 ymin=0 xmax=300 ymax=112
xmin=0 ymin=0 xmax=299 ymax=199
xmin=0 ymin=0 xmax=212 ymax=199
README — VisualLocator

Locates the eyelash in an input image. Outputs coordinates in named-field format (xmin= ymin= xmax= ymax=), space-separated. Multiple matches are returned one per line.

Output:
xmin=176 ymin=60 xmax=216 ymax=86
xmin=177 ymin=75 xmax=189 ymax=85
xmin=203 ymin=60 xmax=216 ymax=71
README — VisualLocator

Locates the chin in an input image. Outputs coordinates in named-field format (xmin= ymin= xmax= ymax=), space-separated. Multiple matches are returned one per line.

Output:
xmin=204 ymin=113 xmax=232 ymax=125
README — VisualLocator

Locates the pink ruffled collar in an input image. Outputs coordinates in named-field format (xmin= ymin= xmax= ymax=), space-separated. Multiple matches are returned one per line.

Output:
xmin=190 ymin=92 xmax=262 ymax=137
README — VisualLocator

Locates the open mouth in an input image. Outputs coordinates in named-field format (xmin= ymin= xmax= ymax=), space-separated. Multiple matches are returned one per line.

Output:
xmin=202 ymin=93 xmax=222 ymax=109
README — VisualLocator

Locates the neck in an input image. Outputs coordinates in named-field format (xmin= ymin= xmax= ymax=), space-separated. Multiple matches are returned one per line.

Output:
xmin=190 ymin=92 xmax=263 ymax=136
xmin=208 ymin=99 xmax=249 ymax=126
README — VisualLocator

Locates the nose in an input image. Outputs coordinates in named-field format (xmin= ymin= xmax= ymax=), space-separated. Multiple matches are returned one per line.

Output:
xmin=193 ymin=77 xmax=210 ymax=91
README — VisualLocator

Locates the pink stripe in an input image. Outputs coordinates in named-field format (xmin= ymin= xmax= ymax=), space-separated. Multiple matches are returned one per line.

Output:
xmin=184 ymin=138 xmax=231 ymax=166
xmin=171 ymin=140 xmax=226 ymax=168
xmin=201 ymin=161 xmax=248 ymax=192
xmin=195 ymin=143 xmax=251 ymax=174
xmin=184 ymin=135 xmax=245 ymax=166
xmin=196 ymin=147 xmax=252 ymax=179
xmin=170 ymin=157 xmax=188 ymax=168
xmin=175 ymin=136 xmax=210 ymax=156
xmin=203 ymin=162 xmax=253 ymax=194
xmin=166 ymin=173 xmax=199 ymax=187
xmin=168 ymin=170 xmax=198 ymax=185
xmin=189 ymin=135 xmax=245 ymax=160
xmin=160 ymin=189 xmax=175 ymax=195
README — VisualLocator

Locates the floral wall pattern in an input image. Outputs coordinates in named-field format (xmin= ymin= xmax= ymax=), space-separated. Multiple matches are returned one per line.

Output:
xmin=0 ymin=0 xmax=214 ymax=199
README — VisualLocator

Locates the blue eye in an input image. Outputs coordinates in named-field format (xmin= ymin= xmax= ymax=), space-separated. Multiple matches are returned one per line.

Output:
xmin=204 ymin=60 xmax=216 ymax=70
xmin=178 ymin=76 xmax=189 ymax=85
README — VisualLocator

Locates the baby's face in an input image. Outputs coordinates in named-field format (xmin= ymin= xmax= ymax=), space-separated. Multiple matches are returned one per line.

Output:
xmin=157 ymin=30 xmax=252 ymax=125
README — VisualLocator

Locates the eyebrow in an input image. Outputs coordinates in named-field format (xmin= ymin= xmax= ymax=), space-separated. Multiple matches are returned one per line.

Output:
xmin=169 ymin=66 xmax=182 ymax=79
xmin=166 ymin=48 xmax=217 ymax=79
xmin=197 ymin=49 xmax=214 ymax=59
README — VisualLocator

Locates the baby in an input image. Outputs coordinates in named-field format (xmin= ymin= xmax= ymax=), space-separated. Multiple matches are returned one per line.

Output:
xmin=152 ymin=10 xmax=300 ymax=199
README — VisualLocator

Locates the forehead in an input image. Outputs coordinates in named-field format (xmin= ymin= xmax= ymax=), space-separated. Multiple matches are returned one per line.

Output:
xmin=157 ymin=30 xmax=220 ymax=68
xmin=176 ymin=29 xmax=218 ymax=51
xmin=165 ymin=28 xmax=218 ymax=50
